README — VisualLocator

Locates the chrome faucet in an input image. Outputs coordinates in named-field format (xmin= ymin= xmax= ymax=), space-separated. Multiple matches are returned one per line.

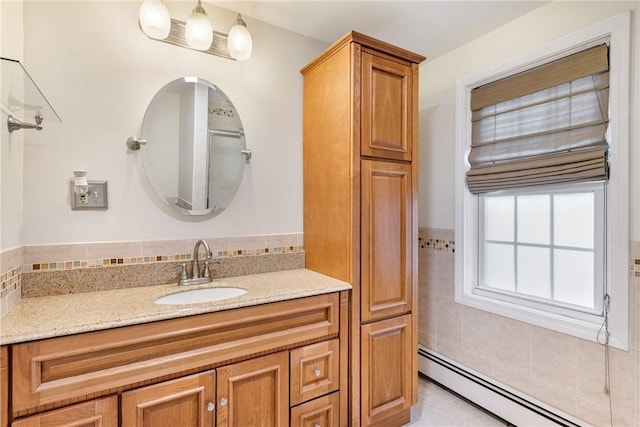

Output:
xmin=179 ymin=239 xmax=214 ymax=285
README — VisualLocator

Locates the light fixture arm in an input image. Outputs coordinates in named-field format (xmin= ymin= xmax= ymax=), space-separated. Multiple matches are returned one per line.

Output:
xmin=193 ymin=0 xmax=206 ymax=15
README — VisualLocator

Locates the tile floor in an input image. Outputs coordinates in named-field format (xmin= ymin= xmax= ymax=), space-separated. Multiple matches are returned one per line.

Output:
xmin=406 ymin=375 xmax=510 ymax=427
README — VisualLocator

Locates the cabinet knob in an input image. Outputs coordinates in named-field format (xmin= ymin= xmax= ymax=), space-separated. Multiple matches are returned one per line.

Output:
xmin=220 ymin=397 xmax=228 ymax=407
xmin=207 ymin=402 xmax=215 ymax=412
xmin=314 ymin=424 xmax=321 ymax=427
xmin=313 ymin=369 xmax=321 ymax=377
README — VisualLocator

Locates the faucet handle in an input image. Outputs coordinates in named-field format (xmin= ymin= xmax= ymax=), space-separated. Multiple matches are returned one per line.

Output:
xmin=203 ymin=261 xmax=211 ymax=279
xmin=180 ymin=263 xmax=189 ymax=279
xmin=178 ymin=263 xmax=189 ymax=285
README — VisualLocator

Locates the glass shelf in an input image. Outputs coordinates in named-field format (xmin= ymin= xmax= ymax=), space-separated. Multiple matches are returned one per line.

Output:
xmin=1 ymin=57 xmax=61 ymax=126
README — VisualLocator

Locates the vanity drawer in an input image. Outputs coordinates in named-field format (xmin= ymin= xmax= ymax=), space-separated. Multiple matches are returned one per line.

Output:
xmin=11 ymin=396 xmax=117 ymax=427
xmin=290 ymin=339 xmax=339 ymax=406
xmin=290 ymin=392 xmax=339 ymax=427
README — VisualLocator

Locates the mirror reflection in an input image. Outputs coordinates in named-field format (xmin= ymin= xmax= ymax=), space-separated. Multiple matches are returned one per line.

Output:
xmin=139 ymin=77 xmax=247 ymax=216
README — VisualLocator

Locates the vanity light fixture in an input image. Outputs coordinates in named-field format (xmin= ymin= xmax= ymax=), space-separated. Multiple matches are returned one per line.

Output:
xmin=185 ymin=0 xmax=213 ymax=51
xmin=138 ymin=0 xmax=171 ymax=40
xmin=227 ymin=14 xmax=253 ymax=61
xmin=138 ymin=0 xmax=253 ymax=60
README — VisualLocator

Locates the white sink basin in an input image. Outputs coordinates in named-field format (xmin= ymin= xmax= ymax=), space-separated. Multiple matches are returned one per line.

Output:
xmin=155 ymin=287 xmax=247 ymax=305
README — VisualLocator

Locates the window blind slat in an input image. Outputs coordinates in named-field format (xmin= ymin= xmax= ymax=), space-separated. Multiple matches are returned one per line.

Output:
xmin=467 ymin=147 xmax=607 ymax=193
xmin=472 ymin=72 xmax=609 ymax=121
xmin=468 ymin=123 xmax=607 ymax=166
xmin=471 ymin=44 xmax=609 ymax=110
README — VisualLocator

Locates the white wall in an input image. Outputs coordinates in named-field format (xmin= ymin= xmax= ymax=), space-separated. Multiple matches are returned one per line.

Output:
xmin=1 ymin=0 xmax=25 ymax=251
xmin=19 ymin=1 xmax=327 ymax=245
xmin=418 ymin=1 xmax=640 ymax=240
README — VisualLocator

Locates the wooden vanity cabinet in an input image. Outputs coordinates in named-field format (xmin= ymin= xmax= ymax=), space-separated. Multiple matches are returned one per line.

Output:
xmin=302 ymin=31 xmax=425 ymax=426
xmin=7 ymin=291 xmax=348 ymax=427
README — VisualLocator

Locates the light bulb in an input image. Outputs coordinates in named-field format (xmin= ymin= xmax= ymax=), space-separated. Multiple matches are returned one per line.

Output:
xmin=185 ymin=1 xmax=213 ymax=51
xmin=227 ymin=14 xmax=252 ymax=60
xmin=138 ymin=0 xmax=171 ymax=40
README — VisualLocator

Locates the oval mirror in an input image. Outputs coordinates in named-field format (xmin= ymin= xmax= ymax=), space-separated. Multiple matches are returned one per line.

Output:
xmin=138 ymin=77 xmax=248 ymax=216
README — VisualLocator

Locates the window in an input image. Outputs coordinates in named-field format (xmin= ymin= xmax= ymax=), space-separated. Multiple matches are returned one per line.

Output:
xmin=455 ymin=12 xmax=630 ymax=349
xmin=477 ymin=182 xmax=605 ymax=323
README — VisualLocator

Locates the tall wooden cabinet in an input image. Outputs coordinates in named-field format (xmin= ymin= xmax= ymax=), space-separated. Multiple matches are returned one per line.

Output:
xmin=301 ymin=31 xmax=425 ymax=426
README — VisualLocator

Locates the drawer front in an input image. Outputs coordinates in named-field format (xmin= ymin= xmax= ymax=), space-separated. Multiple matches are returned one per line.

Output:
xmin=11 ymin=396 xmax=117 ymax=427
xmin=290 ymin=339 xmax=340 ymax=406
xmin=290 ymin=392 xmax=339 ymax=427
xmin=12 ymin=293 xmax=339 ymax=413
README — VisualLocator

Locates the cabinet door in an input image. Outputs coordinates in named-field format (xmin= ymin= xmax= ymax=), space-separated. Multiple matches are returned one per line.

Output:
xmin=361 ymin=51 xmax=413 ymax=161
xmin=12 ymin=396 xmax=117 ymax=427
xmin=216 ymin=352 xmax=288 ymax=427
xmin=121 ymin=371 xmax=215 ymax=427
xmin=361 ymin=315 xmax=412 ymax=426
xmin=361 ymin=159 xmax=412 ymax=322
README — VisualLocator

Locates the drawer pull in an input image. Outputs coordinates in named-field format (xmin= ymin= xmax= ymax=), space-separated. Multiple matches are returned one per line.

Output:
xmin=314 ymin=369 xmax=321 ymax=377
xmin=314 ymin=424 xmax=321 ymax=427
xmin=207 ymin=402 xmax=215 ymax=412
xmin=220 ymin=397 xmax=228 ymax=407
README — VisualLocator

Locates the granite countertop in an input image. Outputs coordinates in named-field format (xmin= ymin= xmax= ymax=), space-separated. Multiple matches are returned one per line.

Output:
xmin=0 ymin=269 xmax=351 ymax=345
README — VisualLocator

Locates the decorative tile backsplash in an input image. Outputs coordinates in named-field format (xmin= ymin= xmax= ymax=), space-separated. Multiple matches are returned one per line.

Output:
xmin=0 ymin=246 xmax=23 ymax=316
xmin=21 ymin=234 xmax=304 ymax=273
xmin=418 ymin=228 xmax=455 ymax=253
xmin=633 ymin=240 xmax=640 ymax=277
xmin=0 ymin=235 xmax=305 ymax=315
xmin=0 ymin=267 xmax=21 ymax=300
xmin=25 ymin=245 xmax=303 ymax=273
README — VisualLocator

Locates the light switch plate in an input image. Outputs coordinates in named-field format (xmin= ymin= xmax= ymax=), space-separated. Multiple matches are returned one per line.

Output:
xmin=71 ymin=180 xmax=108 ymax=210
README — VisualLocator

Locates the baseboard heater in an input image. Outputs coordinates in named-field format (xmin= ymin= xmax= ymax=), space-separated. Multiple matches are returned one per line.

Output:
xmin=418 ymin=347 xmax=589 ymax=427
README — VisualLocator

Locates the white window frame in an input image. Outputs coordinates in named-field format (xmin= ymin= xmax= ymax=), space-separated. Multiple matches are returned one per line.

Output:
xmin=454 ymin=12 xmax=630 ymax=350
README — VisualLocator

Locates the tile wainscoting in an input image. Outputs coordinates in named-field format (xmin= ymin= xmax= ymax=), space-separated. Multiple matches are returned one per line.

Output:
xmin=418 ymin=227 xmax=640 ymax=426
xmin=0 ymin=234 xmax=304 ymax=317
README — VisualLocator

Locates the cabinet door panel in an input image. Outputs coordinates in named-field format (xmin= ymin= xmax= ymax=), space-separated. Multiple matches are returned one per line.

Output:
xmin=361 ymin=315 xmax=412 ymax=426
xmin=217 ymin=352 xmax=288 ymax=427
xmin=361 ymin=52 xmax=413 ymax=161
xmin=12 ymin=396 xmax=117 ymax=427
xmin=121 ymin=371 xmax=215 ymax=427
xmin=361 ymin=160 xmax=412 ymax=322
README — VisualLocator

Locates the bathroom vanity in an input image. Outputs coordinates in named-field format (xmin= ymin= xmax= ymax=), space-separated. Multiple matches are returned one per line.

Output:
xmin=0 ymin=269 xmax=350 ymax=427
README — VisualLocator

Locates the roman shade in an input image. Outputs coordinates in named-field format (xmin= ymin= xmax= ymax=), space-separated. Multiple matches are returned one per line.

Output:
xmin=467 ymin=44 xmax=610 ymax=194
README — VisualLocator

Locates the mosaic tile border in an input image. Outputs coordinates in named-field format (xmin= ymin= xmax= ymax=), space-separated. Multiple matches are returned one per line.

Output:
xmin=1 ymin=267 xmax=21 ymax=299
xmin=419 ymin=237 xmax=455 ymax=253
xmin=24 ymin=246 xmax=304 ymax=273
